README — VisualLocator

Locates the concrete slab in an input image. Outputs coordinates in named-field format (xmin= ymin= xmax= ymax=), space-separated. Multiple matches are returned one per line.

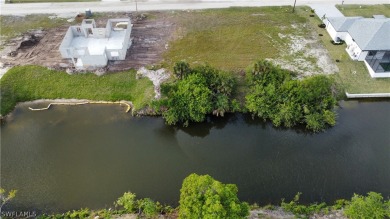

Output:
xmin=309 ymin=4 xmax=344 ymax=20
xmin=69 ymin=29 xmax=126 ymax=55
xmin=106 ymin=30 xmax=126 ymax=50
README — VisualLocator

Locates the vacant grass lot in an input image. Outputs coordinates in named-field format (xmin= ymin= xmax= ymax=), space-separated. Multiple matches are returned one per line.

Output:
xmin=0 ymin=15 xmax=68 ymax=43
xmin=164 ymin=6 xmax=390 ymax=94
xmin=336 ymin=4 xmax=390 ymax=17
xmin=0 ymin=66 xmax=154 ymax=115
xmin=164 ymin=7 xmax=307 ymax=71
xmin=297 ymin=7 xmax=390 ymax=93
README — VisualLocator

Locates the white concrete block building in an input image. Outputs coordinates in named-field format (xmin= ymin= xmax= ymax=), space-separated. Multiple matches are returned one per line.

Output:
xmin=326 ymin=16 xmax=390 ymax=78
xmin=59 ymin=18 xmax=133 ymax=69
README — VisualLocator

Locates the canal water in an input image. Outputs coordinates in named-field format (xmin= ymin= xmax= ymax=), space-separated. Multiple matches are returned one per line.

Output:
xmin=1 ymin=100 xmax=389 ymax=213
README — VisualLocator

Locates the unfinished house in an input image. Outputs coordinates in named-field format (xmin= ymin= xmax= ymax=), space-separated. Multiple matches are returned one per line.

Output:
xmin=59 ymin=19 xmax=133 ymax=69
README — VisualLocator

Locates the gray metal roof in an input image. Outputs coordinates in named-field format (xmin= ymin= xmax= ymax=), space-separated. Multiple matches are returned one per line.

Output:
xmin=328 ymin=17 xmax=362 ymax=31
xmin=373 ymin=15 xmax=387 ymax=19
xmin=348 ymin=19 xmax=390 ymax=50
xmin=365 ymin=21 xmax=390 ymax=50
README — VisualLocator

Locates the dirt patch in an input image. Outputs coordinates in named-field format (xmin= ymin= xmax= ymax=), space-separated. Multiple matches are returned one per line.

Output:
xmin=270 ymin=24 xmax=339 ymax=77
xmin=108 ymin=12 xmax=176 ymax=71
xmin=0 ymin=26 xmax=72 ymax=69
xmin=249 ymin=209 xmax=346 ymax=219
xmin=0 ymin=12 xmax=177 ymax=72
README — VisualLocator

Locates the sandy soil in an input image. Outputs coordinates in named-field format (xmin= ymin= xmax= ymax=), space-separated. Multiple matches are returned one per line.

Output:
xmin=270 ymin=23 xmax=339 ymax=77
xmin=137 ymin=67 xmax=170 ymax=99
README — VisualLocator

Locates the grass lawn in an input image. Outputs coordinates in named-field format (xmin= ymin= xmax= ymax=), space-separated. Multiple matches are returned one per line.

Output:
xmin=336 ymin=4 xmax=390 ymax=17
xmin=0 ymin=15 xmax=68 ymax=44
xmin=0 ymin=66 xmax=154 ymax=115
xmin=297 ymin=7 xmax=390 ymax=94
xmin=163 ymin=7 xmax=307 ymax=72
xmin=164 ymin=6 xmax=390 ymax=94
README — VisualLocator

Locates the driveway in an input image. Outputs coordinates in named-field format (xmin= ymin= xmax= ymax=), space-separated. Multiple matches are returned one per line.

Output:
xmin=309 ymin=4 xmax=345 ymax=19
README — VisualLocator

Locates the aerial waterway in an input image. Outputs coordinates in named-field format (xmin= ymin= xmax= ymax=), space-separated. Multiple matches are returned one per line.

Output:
xmin=1 ymin=100 xmax=389 ymax=213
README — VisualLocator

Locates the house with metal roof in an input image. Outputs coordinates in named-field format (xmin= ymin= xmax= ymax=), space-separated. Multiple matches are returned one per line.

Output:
xmin=59 ymin=18 xmax=133 ymax=70
xmin=326 ymin=16 xmax=390 ymax=78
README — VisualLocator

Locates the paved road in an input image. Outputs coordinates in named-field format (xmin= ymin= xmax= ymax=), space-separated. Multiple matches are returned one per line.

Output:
xmin=1 ymin=0 xmax=389 ymax=16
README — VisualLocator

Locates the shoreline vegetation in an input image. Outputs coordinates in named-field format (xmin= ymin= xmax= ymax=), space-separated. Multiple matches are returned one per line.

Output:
xmin=0 ymin=61 xmax=337 ymax=132
xmin=2 ymin=174 xmax=389 ymax=219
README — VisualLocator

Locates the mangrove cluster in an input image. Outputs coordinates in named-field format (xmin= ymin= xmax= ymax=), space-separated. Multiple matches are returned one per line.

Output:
xmin=157 ymin=60 xmax=337 ymax=132
xmin=245 ymin=60 xmax=337 ymax=132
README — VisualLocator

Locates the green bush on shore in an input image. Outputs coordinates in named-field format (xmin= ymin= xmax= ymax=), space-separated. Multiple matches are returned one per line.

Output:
xmin=5 ymin=180 xmax=390 ymax=219
xmin=344 ymin=192 xmax=390 ymax=219
xmin=157 ymin=62 xmax=238 ymax=126
xmin=158 ymin=60 xmax=338 ymax=131
xmin=179 ymin=173 xmax=249 ymax=219
xmin=245 ymin=60 xmax=337 ymax=132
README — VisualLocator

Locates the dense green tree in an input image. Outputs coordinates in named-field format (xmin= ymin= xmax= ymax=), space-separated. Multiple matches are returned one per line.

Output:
xmin=245 ymin=60 xmax=337 ymax=132
xmin=344 ymin=192 xmax=390 ymax=219
xmin=179 ymin=173 xmax=249 ymax=219
xmin=116 ymin=192 xmax=137 ymax=213
xmin=162 ymin=62 xmax=238 ymax=125
xmin=163 ymin=74 xmax=212 ymax=126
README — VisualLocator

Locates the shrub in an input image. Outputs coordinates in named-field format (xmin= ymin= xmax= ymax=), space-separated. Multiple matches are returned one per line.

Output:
xmin=137 ymin=198 xmax=158 ymax=218
xmin=116 ymin=192 xmax=137 ymax=213
xmin=332 ymin=199 xmax=348 ymax=210
xmin=318 ymin=23 xmax=326 ymax=28
xmin=245 ymin=60 xmax=337 ymax=132
xmin=62 ymin=208 xmax=90 ymax=219
xmin=281 ymin=193 xmax=328 ymax=217
xmin=179 ymin=173 xmax=249 ymax=219
xmin=0 ymin=188 xmax=17 ymax=212
xmin=162 ymin=62 xmax=237 ymax=126
xmin=344 ymin=192 xmax=390 ymax=219
xmin=331 ymin=40 xmax=345 ymax=45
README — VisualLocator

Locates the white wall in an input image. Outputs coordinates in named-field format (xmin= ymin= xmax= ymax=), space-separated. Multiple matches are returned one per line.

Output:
xmin=365 ymin=60 xmax=390 ymax=78
xmin=325 ymin=21 xmax=349 ymax=41
xmin=105 ymin=21 xmax=112 ymax=38
xmin=358 ymin=51 xmax=368 ymax=61
xmin=92 ymin=28 xmax=107 ymax=38
xmin=326 ymin=22 xmax=338 ymax=41
xmin=59 ymin=28 xmax=74 ymax=58
xmin=79 ymin=54 xmax=108 ymax=69
xmin=345 ymin=33 xmax=362 ymax=60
